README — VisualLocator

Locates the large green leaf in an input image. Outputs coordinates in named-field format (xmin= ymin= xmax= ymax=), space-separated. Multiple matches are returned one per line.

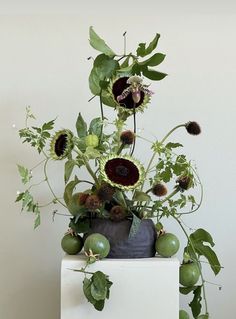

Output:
xmin=91 ymin=271 xmax=107 ymax=301
xmin=142 ymin=68 xmax=168 ymax=81
xmin=129 ymin=214 xmax=141 ymax=238
xmin=89 ymin=66 xmax=101 ymax=95
xmin=94 ymin=54 xmax=119 ymax=78
xmin=136 ymin=33 xmax=160 ymax=57
xmin=63 ymin=176 xmax=80 ymax=206
xmin=189 ymin=285 xmax=202 ymax=318
xmin=194 ymin=242 xmax=221 ymax=275
xmin=89 ymin=27 xmax=115 ymax=57
xmin=76 ymin=113 xmax=87 ymax=138
xmin=64 ymin=160 xmax=75 ymax=184
xmin=89 ymin=117 xmax=103 ymax=136
xmin=190 ymin=229 xmax=215 ymax=247
xmin=83 ymin=278 xmax=97 ymax=305
xmin=139 ymin=53 xmax=166 ymax=67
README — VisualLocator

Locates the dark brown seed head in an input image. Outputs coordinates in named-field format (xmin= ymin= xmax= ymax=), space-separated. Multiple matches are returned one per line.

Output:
xmin=110 ymin=205 xmax=126 ymax=222
xmin=97 ymin=183 xmax=116 ymax=202
xmin=85 ymin=195 xmax=101 ymax=211
xmin=120 ymin=130 xmax=135 ymax=145
xmin=185 ymin=121 xmax=201 ymax=135
xmin=78 ymin=193 xmax=89 ymax=205
xmin=152 ymin=183 xmax=168 ymax=197
xmin=177 ymin=176 xmax=192 ymax=190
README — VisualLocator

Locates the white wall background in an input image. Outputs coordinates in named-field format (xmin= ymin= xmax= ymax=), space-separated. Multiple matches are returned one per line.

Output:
xmin=0 ymin=1 xmax=235 ymax=318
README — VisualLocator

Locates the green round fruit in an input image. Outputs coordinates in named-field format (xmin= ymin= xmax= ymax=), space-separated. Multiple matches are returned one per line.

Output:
xmin=85 ymin=134 xmax=99 ymax=148
xmin=61 ymin=234 xmax=83 ymax=255
xmin=155 ymin=233 xmax=180 ymax=257
xmin=179 ymin=309 xmax=190 ymax=319
xmin=179 ymin=262 xmax=200 ymax=287
xmin=84 ymin=233 xmax=110 ymax=258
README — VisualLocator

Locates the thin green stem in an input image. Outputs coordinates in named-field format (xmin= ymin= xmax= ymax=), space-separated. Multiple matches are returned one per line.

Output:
xmin=43 ymin=158 xmax=67 ymax=208
xmin=160 ymin=124 xmax=186 ymax=144
xmin=30 ymin=158 xmax=47 ymax=171
xmin=161 ymin=188 xmax=179 ymax=204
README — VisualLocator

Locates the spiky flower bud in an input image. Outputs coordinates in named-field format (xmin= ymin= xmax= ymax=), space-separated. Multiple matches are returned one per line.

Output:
xmin=97 ymin=183 xmax=116 ymax=202
xmin=85 ymin=195 xmax=101 ymax=211
xmin=120 ymin=130 xmax=135 ymax=145
xmin=177 ymin=176 xmax=192 ymax=190
xmin=152 ymin=183 xmax=168 ymax=197
xmin=110 ymin=205 xmax=126 ymax=222
xmin=185 ymin=121 xmax=201 ymax=135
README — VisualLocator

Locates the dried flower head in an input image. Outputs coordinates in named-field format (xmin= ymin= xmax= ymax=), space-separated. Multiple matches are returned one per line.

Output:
xmin=78 ymin=193 xmax=89 ymax=205
xmin=177 ymin=176 xmax=193 ymax=191
xmin=97 ymin=183 xmax=116 ymax=202
xmin=120 ymin=130 xmax=135 ymax=145
xmin=185 ymin=121 xmax=201 ymax=135
xmin=152 ymin=183 xmax=168 ymax=197
xmin=110 ymin=205 xmax=126 ymax=222
xmin=85 ymin=195 xmax=101 ymax=211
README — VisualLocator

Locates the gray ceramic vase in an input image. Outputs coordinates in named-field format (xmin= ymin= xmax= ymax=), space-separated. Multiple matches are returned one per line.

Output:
xmin=85 ymin=218 xmax=157 ymax=258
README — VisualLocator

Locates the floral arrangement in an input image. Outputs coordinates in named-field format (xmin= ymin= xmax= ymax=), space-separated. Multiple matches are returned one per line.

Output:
xmin=16 ymin=27 xmax=221 ymax=318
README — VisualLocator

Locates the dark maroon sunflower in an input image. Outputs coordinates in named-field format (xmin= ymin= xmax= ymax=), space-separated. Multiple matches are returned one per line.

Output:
xmin=99 ymin=155 xmax=144 ymax=190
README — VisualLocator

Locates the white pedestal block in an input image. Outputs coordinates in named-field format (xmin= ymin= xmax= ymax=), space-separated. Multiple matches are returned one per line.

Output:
xmin=61 ymin=254 xmax=179 ymax=319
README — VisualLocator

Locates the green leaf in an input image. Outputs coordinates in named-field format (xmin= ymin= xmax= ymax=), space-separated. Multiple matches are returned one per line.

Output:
xmin=17 ymin=165 xmax=32 ymax=184
xmin=15 ymin=192 xmax=25 ymax=202
xmin=165 ymin=142 xmax=183 ymax=149
xmin=139 ymin=53 xmax=166 ymax=67
xmin=129 ymin=214 xmax=141 ymax=239
xmin=89 ymin=26 xmax=115 ymax=57
xmin=76 ymin=113 xmax=87 ymax=138
xmin=94 ymin=299 xmax=105 ymax=311
xmin=132 ymin=190 xmax=151 ymax=202
xmin=142 ymin=68 xmax=167 ymax=81
xmin=189 ymin=285 xmax=202 ymax=318
xmin=194 ymin=242 xmax=221 ymax=275
xmin=63 ymin=176 xmax=80 ymax=206
xmin=101 ymin=91 xmax=117 ymax=108
xmin=83 ymin=278 xmax=97 ymax=305
xmin=89 ymin=66 xmax=102 ymax=95
xmin=136 ymin=33 xmax=160 ymax=57
xmin=89 ymin=117 xmax=103 ymax=136
xmin=69 ymin=217 xmax=90 ymax=234
xmin=180 ymin=286 xmax=198 ymax=295
xmin=93 ymin=54 xmax=119 ymax=78
xmin=34 ymin=213 xmax=41 ymax=229
xmin=64 ymin=160 xmax=75 ymax=184
xmin=190 ymin=229 xmax=215 ymax=247
xmin=117 ymin=63 xmax=134 ymax=75
xmin=120 ymin=56 xmax=130 ymax=68
xmin=91 ymin=271 xmax=107 ymax=301
xmin=42 ymin=119 xmax=55 ymax=131
xmin=21 ymin=190 xmax=33 ymax=210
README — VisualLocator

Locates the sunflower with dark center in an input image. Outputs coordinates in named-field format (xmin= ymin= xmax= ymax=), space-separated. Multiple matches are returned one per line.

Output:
xmin=110 ymin=76 xmax=150 ymax=116
xmin=50 ymin=129 xmax=74 ymax=160
xmin=99 ymin=155 xmax=144 ymax=190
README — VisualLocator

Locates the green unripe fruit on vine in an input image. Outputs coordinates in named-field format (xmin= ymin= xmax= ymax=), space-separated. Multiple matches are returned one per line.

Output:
xmin=85 ymin=134 xmax=99 ymax=148
xmin=179 ymin=262 xmax=200 ymax=287
xmin=84 ymin=233 xmax=110 ymax=259
xmin=179 ymin=309 xmax=190 ymax=319
xmin=61 ymin=234 xmax=83 ymax=255
xmin=155 ymin=233 xmax=180 ymax=257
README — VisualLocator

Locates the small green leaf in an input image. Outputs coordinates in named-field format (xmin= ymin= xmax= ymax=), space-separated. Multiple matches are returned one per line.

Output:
xmin=120 ymin=56 xmax=130 ymax=68
xmin=117 ymin=63 xmax=134 ymax=74
xmin=194 ymin=242 xmax=221 ymax=275
xmin=139 ymin=53 xmax=166 ymax=67
xmin=129 ymin=214 xmax=141 ymax=239
xmin=76 ymin=113 xmax=87 ymax=138
xmin=189 ymin=285 xmax=202 ymax=318
xmin=15 ymin=192 xmax=25 ymax=202
xmin=85 ymin=147 xmax=101 ymax=159
xmin=83 ymin=278 xmax=97 ymax=305
xmin=165 ymin=142 xmax=183 ymax=149
xmin=142 ymin=68 xmax=167 ymax=81
xmin=132 ymin=190 xmax=151 ymax=202
xmin=136 ymin=33 xmax=160 ymax=57
xmin=89 ymin=27 xmax=115 ymax=57
xmin=34 ymin=213 xmax=41 ymax=229
xmin=17 ymin=165 xmax=32 ymax=184
xmin=89 ymin=117 xmax=103 ymax=136
xmin=94 ymin=299 xmax=105 ymax=311
xmin=42 ymin=119 xmax=55 ymax=131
